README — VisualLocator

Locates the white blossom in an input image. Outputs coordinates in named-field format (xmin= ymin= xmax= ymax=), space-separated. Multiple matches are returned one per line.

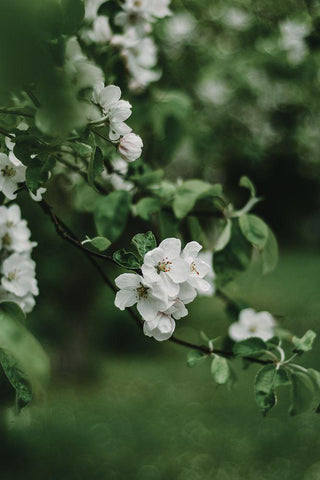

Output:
xmin=0 ymin=153 xmax=26 ymax=200
xmin=0 ymin=204 xmax=36 ymax=253
xmin=1 ymin=253 xmax=38 ymax=298
xmin=197 ymin=250 xmax=216 ymax=296
xmin=181 ymin=241 xmax=211 ymax=294
xmin=118 ymin=133 xmax=143 ymax=162
xmin=279 ymin=19 xmax=310 ymax=64
xmin=0 ymin=287 xmax=35 ymax=314
xmin=114 ymin=273 xmax=169 ymax=321
xmin=229 ymin=308 xmax=276 ymax=342
xmin=141 ymin=238 xmax=189 ymax=297
xmin=81 ymin=15 xmax=112 ymax=45
xmin=92 ymin=83 xmax=132 ymax=140
xmin=84 ymin=0 xmax=107 ymax=22
xmin=115 ymin=0 xmax=171 ymax=34
xmin=143 ymin=312 xmax=175 ymax=341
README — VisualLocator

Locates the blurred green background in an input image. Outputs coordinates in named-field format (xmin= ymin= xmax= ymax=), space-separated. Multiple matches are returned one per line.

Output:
xmin=1 ymin=0 xmax=320 ymax=478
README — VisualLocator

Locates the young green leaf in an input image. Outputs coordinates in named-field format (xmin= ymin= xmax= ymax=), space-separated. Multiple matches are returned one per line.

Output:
xmin=87 ymin=146 xmax=104 ymax=191
xmin=135 ymin=197 xmax=160 ymax=221
xmin=261 ymin=227 xmax=279 ymax=274
xmin=239 ymin=214 xmax=269 ymax=249
xmin=173 ymin=180 xmax=220 ymax=219
xmin=187 ymin=350 xmax=207 ymax=367
xmin=239 ymin=176 xmax=256 ymax=197
xmin=113 ymin=249 xmax=141 ymax=270
xmin=292 ymin=330 xmax=316 ymax=353
xmin=214 ymin=219 xmax=232 ymax=252
xmin=211 ymin=356 xmax=231 ymax=385
xmin=289 ymin=371 xmax=314 ymax=416
xmin=254 ymin=364 xmax=288 ymax=415
xmin=233 ymin=337 xmax=267 ymax=357
xmin=0 ymin=302 xmax=50 ymax=410
xmin=94 ymin=191 xmax=130 ymax=242
xmin=82 ymin=236 xmax=111 ymax=251
xmin=132 ymin=232 xmax=157 ymax=258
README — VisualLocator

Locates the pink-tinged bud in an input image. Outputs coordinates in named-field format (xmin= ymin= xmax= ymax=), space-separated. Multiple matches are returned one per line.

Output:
xmin=118 ymin=133 xmax=143 ymax=162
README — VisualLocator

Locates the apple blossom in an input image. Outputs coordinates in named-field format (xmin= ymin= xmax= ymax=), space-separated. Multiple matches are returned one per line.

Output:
xmin=0 ymin=153 xmax=26 ymax=200
xmin=118 ymin=133 xmax=143 ymax=162
xmin=0 ymin=287 xmax=35 ymax=314
xmin=197 ymin=250 xmax=216 ymax=296
xmin=1 ymin=253 xmax=38 ymax=298
xmin=181 ymin=241 xmax=211 ymax=294
xmin=229 ymin=308 xmax=276 ymax=342
xmin=143 ymin=312 xmax=175 ymax=341
xmin=81 ymin=15 xmax=112 ymax=45
xmin=0 ymin=204 xmax=37 ymax=253
xmin=114 ymin=273 xmax=169 ymax=321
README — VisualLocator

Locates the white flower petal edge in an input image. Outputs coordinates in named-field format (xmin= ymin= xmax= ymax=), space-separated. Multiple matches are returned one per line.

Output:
xmin=229 ymin=308 xmax=276 ymax=342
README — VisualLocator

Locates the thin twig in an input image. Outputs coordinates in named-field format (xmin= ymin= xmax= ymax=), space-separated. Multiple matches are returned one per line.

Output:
xmin=25 ymin=88 xmax=40 ymax=107
xmin=0 ymin=108 xmax=33 ymax=118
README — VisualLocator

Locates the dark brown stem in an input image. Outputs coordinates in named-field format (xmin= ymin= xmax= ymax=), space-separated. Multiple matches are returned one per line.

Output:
xmin=39 ymin=200 xmax=271 ymax=366
xmin=0 ymin=108 xmax=33 ymax=118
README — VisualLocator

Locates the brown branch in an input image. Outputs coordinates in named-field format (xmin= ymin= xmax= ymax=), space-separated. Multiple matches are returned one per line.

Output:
xmin=0 ymin=108 xmax=33 ymax=118
xmin=39 ymin=200 xmax=271 ymax=366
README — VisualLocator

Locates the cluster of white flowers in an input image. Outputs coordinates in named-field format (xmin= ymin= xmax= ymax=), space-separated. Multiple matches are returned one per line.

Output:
xmin=0 ymin=135 xmax=46 ymax=202
xmin=115 ymin=238 xmax=215 ymax=341
xmin=111 ymin=0 xmax=172 ymax=91
xmin=81 ymin=0 xmax=112 ymax=46
xmin=279 ymin=19 xmax=310 ymax=65
xmin=228 ymin=308 xmax=276 ymax=342
xmin=0 ymin=204 xmax=38 ymax=313
xmin=92 ymin=82 xmax=143 ymax=161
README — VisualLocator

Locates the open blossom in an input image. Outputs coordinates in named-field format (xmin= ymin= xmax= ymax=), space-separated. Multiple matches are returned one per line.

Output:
xmin=0 ymin=204 xmax=37 ymax=253
xmin=1 ymin=253 xmax=38 ymax=298
xmin=81 ymin=15 xmax=112 ymax=45
xmin=92 ymin=83 xmax=132 ymax=140
xmin=143 ymin=312 xmax=175 ymax=341
xmin=181 ymin=241 xmax=211 ymax=295
xmin=115 ymin=0 xmax=171 ymax=33
xmin=84 ymin=0 xmax=106 ymax=22
xmin=229 ymin=308 xmax=276 ymax=342
xmin=197 ymin=250 xmax=216 ymax=296
xmin=142 ymin=238 xmax=189 ymax=297
xmin=0 ymin=153 xmax=26 ymax=200
xmin=119 ymin=133 xmax=143 ymax=162
xmin=115 ymin=273 xmax=169 ymax=321
xmin=0 ymin=286 xmax=35 ymax=314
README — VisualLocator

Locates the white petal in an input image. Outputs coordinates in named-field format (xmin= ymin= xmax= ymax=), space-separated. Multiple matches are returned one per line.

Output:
xmin=183 ymin=241 xmax=202 ymax=259
xmin=115 ymin=273 xmax=141 ymax=290
xmin=255 ymin=311 xmax=276 ymax=328
xmin=228 ymin=323 xmax=249 ymax=341
xmin=168 ymin=258 xmax=189 ymax=283
xmin=114 ymin=289 xmax=137 ymax=310
xmin=99 ymin=85 xmax=121 ymax=110
xmin=178 ymin=282 xmax=197 ymax=304
xmin=158 ymin=238 xmax=181 ymax=258
xmin=137 ymin=297 xmax=159 ymax=321
xmin=239 ymin=308 xmax=257 ymax=327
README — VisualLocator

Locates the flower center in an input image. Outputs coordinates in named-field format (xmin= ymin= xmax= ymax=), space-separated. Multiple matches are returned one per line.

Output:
xmin=1 ymin=165 xmax=16 ymax=178
xmin=7 ymin=270 xmax=17 ymax=281
xmin=190 ymin=261 xmax=199 ymax=275
xmin=2 ymin=233 xmax=11 ymax=246
xmin=136 ymin=283 xmax=149 ymax=299
xmin=249 ymin=325 xmax=257 ymax=333
xmin=155 ymin=258 xmax=172 ymax=274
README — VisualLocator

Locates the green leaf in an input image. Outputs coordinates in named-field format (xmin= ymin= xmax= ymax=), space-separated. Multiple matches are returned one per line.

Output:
xmin=25 ymin=155 xmax=55 ymax=194
xmin=233 ymin=337 xmax=267 ymax=357
xmin=211 ymin=356 xmax=231 ymax=385
xmin=214 ymin=219 xmax=232 ymax=252
xmin=292 ymin=330 xmax=316 ymax=353
xmin=214 ymin=220 xmax=252 ymax=285
xmin=0 ymin=302 xmax=50 ymax=410
xmin=239 ymin=214 xmax=269 ymax=249
xmin=239 ymin=176 xmax=256 ymax=197
xmin=131 ymin=169 xmax=164 ymax=187
xmin=132 ymin=232 xmax=157 ymax=258
xmin=307 ymin=369 xmax=320 ymax=392
xmin=94 ymin=191 xmax=130 ymax=242
xmin=187 ymin=350 xmax=207 ymax=367
xmin=82 ymin=236 xmax=111 ymax=251
xmin=173 ymin=180 xmax=219 ymax=219
xmin=87 ymin=146 xmax=104 ymax=191
xmin=60 ymin=0 xmax=85 ymax=34
xmin=261 ymin=227 xmax=279 ymax=274
xmin=113 ymin=249 xmax=141 ymax=270
xmin=135 ymin=197 xmax=160 ymax=221
xmin=254 ymin=364 xmax=288 ymax=415
xmin=289 ymin=371 xmax=314 ymax=416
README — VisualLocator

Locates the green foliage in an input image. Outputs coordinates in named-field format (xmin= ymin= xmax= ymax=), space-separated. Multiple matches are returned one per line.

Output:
xmin=211 ymin=355 xmax=231 ymax=385
xmin=131 ymin=231 xmax=157 ymax=258
xmin=289 ymin=371 xmax=314 ymax=416
xmin=261 ymin=227 xmax=279 ymax=274
xmin=25 ymin=155 xmax=55 ymax=193
xmin=82 ymin=236 xmax=111 ymax=251
xmin=135 ymin=197 xmax=161 ymax=220
xmin=254 ymin=364 xmax=288 ymax=415
xmin=214 ymin=220 xmax=252 ymax=285
xmin=239 ymin=176 xmax=256 ymax=198
xmin=292 ymin=330 xmax=316 ymax=353
xmin=113 ymin=249 xmax=141 ymax=270
xmin=187 ymin=349 xmax=207 ymax=367
xmin=173 ymin=180 xmax=222 ymax=219
xmin=0 ymin=302 xmax=50 ymax=410
xmin=239 ymin=214 xmax=269 ymax=249
xmin=87 ymin=146 xmax=104 ymax=191
xmin=233 ymin=337 xmax=267 ymax=357
xmin=94 ymin=191 xmax=131 ymax=242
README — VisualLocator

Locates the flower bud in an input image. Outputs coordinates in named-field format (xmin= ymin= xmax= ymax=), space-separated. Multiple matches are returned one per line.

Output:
xmin=118 ymin=133 xmax=143 ymax=162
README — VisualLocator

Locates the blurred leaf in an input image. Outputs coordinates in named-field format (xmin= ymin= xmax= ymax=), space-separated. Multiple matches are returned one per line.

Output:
xmin=25 ymin=154 xmax=55 ymax=193
xmin=187 ymin=349 xmax=207 ymax=367
xmin=292 ymin=330 xmax=316 ymax=353
xmin=135 ymin=197 xmax=160 ymax=221
xmin=94 ymin=191 xmax=130 ymax=242
xmin=214 ymin=219 xmax=232 ymax=252
xmin=289 ymin=371 xmax=314 ymax=416
xmin=132 ymin=232 xmax=157 ymax=258
xmin=239 ymin=214 xmax=269 ymax=249
xmin=211 ymin=356 xmax=231 ymax=385
xmin=173 ymin=180 xmax=221 ymax=219
xmin=113 ymin=249 xmax=141 ymax=270
xmin=239 ymin=176 xmax=256 ymax=197
xmin=261 ymin=227 xmax=279 ymax=274
xmin=255 ymin=364 xmax=288 ymax=415
xmin=87 ymin=146 xmax=104 ymax=191
xmin=0 ymin=302 xmax=50 ymax=410
xmin=233 ymin=337 xmax=267 ymax=357
xmin=82 ymin=236 xmax=111 ymax=251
